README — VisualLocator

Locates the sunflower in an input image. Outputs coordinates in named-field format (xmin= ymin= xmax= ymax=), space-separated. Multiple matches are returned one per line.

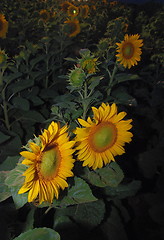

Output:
xmin=0 ymin=13 xmax=8 ymax=38
xmin=63 ymin=18 xmax=80 ymax=37
xmin=79 ymin=5 xmax=89 ymax=18
xmin=39 ymin=9 xmax=50 ymax=22
xmin=61 ymin=1 xmax=73 ymax=12
xmin=67 ymin=5 xmax=79 ymax=17
xmin=18 ymin=121 xmax=75 ymax=205
xmin=74 ymin=103 xmax=133 ymax=170
xmin=116 ymin=34 xmax=143 ymax=69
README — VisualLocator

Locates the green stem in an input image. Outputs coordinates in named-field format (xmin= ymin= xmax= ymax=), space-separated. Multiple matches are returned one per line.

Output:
xmin=107 ymin=63 xmax=117 ymax=96
xmin=1 ymin=89 xmax=10 ymax=131
xmin=45 ymin=42 xmax=49 ymax=89
xmin=82 ymin=81 xmax=89 ymax=120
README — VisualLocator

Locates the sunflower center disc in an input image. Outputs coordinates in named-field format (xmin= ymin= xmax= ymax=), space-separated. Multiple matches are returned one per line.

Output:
xmin=91 ymin=123 xmax=117 ymax=152
xmin=123 ymin=43 xmax=134 ymax=59
xmin=40 ymin=147 xmax=59 ymax=178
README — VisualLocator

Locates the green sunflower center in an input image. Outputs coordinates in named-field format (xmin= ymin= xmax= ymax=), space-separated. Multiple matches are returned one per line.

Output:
xmin=90 ymin=123 xmax=117 ymax=152
xmin=122 ymin=43 xmax=134 ymax=59
xmin=40 ymin=147 xmax=60 ymax=179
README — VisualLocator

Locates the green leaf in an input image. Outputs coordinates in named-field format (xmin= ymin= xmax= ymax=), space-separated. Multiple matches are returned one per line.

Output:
xmin=84 ymin=162 xmax=124 ymax=187
xmin=22 ymin=111 xmax=45 ymax=122
xmin=0 ymin=131 xmax=10 ymax=144
xmin=23 ymin=208 xmax=35 ymax=232
xmin=0 ymin=156 xmax=19 ymax=171
xmin=5 ymin=163 xmax=27 ymax=187
xmin=12 ymin=97 xmax=30 ymax=111
xmin=10 ymin=185 xmax=28 ymax=209
xmin=53 ymin=177 xmax=97 ymax=208
xmin=0 ymin=171 xmax=11 ymax=202
xmin=88 ymin=76 xmax=103 ymax=90
xmin=104 ymin=180 xmax=141 ymax=199
xmin=114 ymin=73 xmax=140 ymax=84
xmin=12 ymin=228 xmax=60 ymax=240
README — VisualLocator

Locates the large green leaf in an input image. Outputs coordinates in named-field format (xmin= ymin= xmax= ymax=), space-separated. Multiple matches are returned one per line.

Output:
xmin=0 ymin=156 xmax=19 ymax=171
xmin=0 ymin=131 xmax=10 ymax=144
xmin=104 ymin=180 xmax=141 ymax=199
xmin=52 ymin=177 xmax=97 ymax=208
xmin=12 ymin=97 xmax=30 ymax=111
xmin=0 ymin=171 xmax=11 ymax=202
xmin=83 ymin=162 xmax=124 ymax=188
xmin=12 ymin=228 xmax=60 ymax=240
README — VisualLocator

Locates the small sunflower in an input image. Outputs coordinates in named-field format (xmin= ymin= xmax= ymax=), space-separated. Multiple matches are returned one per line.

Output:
xmin=18 ymin=122 xmax=75 ymax=205
xmin=79 ymin=5 xmax=89 ymax=18
xmin=116 ymin=34 xmax=143 ymax=69
xmin=67 ymin=5 xmax=79 ymax=17
xmin=39 ymin=9 xmax=50 ymax=22
xmin=61 ymin=1 xmax=73 ymax=12
xmin=63 ymin=18 xmax=80 ymax=37
xmin=0 ymin=13 xmax=8 ymax=38
xmin=74 ymin=103 xmax=133 ymax=170
xmin=81 ymin=58 xmax=98 ymax=74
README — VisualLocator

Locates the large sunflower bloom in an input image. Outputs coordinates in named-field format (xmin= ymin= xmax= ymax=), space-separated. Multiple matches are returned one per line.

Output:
xmin=18 ymin=122 xmax=75 ymax=205
xmin=74 ymin=103 xmax=133 ymax=170
xmin=116 ymin=34 xmax=143 ymax=69
xmin=0 ymin=13 xmax=8 ymax=38
xmin=64 ymin=18 xmax=80 ymax=37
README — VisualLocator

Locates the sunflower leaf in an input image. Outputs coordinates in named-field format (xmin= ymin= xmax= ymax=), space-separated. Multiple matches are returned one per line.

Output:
xmin=53 ymin=177 xmax=97 ymax=207
xmin=12 ymin=228 xmax=60 ymax=240
xmin=84 ymin=162 xmax=124 ymax=188
xmin=5 ymin=164 xmax=27 ymax=187
xmin=0 ymin=171 xmax=11 ymax=202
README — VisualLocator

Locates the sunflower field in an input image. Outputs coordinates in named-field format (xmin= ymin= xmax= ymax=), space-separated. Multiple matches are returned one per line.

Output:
xmin=0 ymin=0 xmax=164 ymax=239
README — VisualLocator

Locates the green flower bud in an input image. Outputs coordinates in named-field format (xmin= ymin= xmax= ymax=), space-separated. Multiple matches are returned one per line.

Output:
xmin=68 ymin=67 xmax=86 ymax=88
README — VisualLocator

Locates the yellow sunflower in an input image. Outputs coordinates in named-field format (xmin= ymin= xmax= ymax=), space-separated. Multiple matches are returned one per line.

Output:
xmin=0 ymin=13 xmax=8 ymax=38
xmin=63 ymin=18 xmax=80 ymax=37
xmin=39 ymin=9 xmax=50 ymax=22
xmin=67 ymin=5 xmax=79 ymax=17
xmin=116 ymin=34 xmax=143 ymax=69
xmin=18 ymin=121 xmax=75 ymax=205
xmin=74 ymin=103 xmax=133 ymax=170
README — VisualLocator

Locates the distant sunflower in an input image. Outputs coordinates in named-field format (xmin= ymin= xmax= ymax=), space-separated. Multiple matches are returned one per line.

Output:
xmin=67 ymin=5 xmax=79 ymax=17
xmin=39 ymin=9 xmax=50 ymax=22
xmin=18 ymin=122 xmax=75 ymax=205
xmin=116 ymin=34 xmax=143 ymax=69
xmin=61 ymin=1 xmax=73 ymax=12
xmin=79 ymin=5 xmax=89 ymax=18
xmin=64 ymin=18 xmax=80 ymax=37
xmin=74 ymin=103 xmax=133 ymax=170
xmin=0 ymin=13 xmax=8 ymax=38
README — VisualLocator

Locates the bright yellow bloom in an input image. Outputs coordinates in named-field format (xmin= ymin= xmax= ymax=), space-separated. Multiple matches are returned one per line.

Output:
xmin=64 ymin=18 xmax=80 ymax=37
xmin=116 ymin=34 xmax=143 ymax=69
xmin=0 ymin=14 xmax=8 ymax=38
xmin=74 ymin=103 xmax=133 ymax=170
xmin=81 ymin=58 xmax=98 ymax=74
xmin=67 ymin=5 xmax=79 ymax=17
xmin=39 ymin=9 xmax=50 ymax=22
xmin=18 ymin=122 xmax=75 ymax=205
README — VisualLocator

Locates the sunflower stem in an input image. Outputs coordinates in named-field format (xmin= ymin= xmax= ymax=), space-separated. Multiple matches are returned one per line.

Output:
xmin=107 ymin=63 xmax=117 ymax=96
xmin=1 ymin=88 xmax=10 ymax=131
xmin=82 ymin=81 xmax=89 ymax=120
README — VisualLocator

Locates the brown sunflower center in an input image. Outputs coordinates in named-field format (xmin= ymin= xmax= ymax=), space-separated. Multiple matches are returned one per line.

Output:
xmin=38 ymin=146 xmax=61 ymax=180
xmin=89 ymin=122 xmax=117 ymax=152
xmin=122 ymin=42 xmax=134 ymax=59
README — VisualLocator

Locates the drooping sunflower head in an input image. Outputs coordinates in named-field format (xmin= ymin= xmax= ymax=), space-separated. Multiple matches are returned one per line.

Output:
xmin=79 ymin=5 xmax=89 ymax=18
xmin=0 ymin=13 xmax=8 ymax=38
xmin=18 ymin=121 xmax=75 ymax=205
xmin=67 ymin=4 xmax=79 ymax=18
xmin=68 ymin=67 xmax=86 ymax=88
xmin=63 ymin=18 xmax=80 ymax=37
xmin=74 ymin=102 xmax=133 ymax=170
xmin=116 ymin=34 xmax=143 ymax=69
xmin=39 ymin=9 xmax=50 ymax=22
xmin=61 ymin=1 xmax=73 ymax=12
